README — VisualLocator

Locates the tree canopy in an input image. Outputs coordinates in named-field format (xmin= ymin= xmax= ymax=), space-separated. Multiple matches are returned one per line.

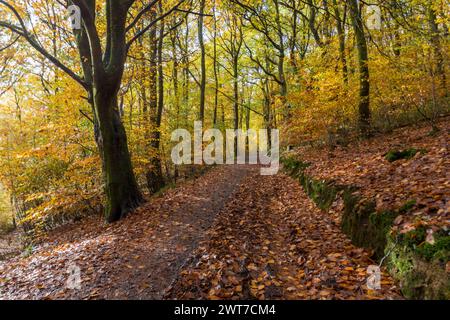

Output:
xmin=0 ymin=0 xmax=448 ymax=231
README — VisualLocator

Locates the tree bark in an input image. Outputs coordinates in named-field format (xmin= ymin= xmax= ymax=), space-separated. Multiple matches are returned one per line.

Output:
xmin=274 ymin=0 xmax=288 ymax=118
xmin=289 ymin=0 xmax=299 ymax=75
xmin=171 ymin=23 xmax=180 ymax=181
xmin=307 ymin=0 xmax=324 ymax=48
xmin=333 ymin=0 xmax=348 ymax=85
xmin=146 ymin=3 xmax=165 ymax=194
xmin=233 ymin=56 xmax=239 ymax=131
xmin=83 ymin=1 xmax=143 ymax=222
xmin=213 ymin=0 xmax=219 ymax=127
xmin=95 ymin=89 xmax=143 ymax=222
xmin=348 ymin=0 xmax=371 ymax=136
xmin=198 ymin=0 xmax=206 ymax=123
xmin=428 ymin=1 xmax=446 ymax=94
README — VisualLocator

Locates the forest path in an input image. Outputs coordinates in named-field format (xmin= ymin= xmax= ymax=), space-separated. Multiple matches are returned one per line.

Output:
xmin=0 ymin=165 xmax=400 ymax=299
xmin=0 ymin=165 xmax=251 ymax=299
xmin=166 ymin=168 xmax=401 ymax=300
xmin=107 ymin=165 xmax=252 ymax=299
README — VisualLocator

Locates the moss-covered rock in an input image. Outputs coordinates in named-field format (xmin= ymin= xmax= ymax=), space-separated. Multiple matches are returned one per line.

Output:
xmin=282 ymin=156 xmax=341 ymax=211
xmin=386 ymin=227 xmax=450 ymax=299
xmin=300 ymin=176 xmax=340 ymax=211
xmin=341 ymin=195 xmax=399 ymax=259
xmin=384 ymin=148 xmax=427 ymax=162
xmin=416 ymin=234 xmax=450 ymax=263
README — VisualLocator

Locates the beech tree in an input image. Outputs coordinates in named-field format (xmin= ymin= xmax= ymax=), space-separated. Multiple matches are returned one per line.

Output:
xmin=0 ymin=0 xmax=185 ymax=222
xmin=348 ymin=0 xmax=371 ymax=136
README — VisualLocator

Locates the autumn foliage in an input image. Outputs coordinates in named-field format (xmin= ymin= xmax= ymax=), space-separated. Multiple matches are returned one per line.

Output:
xmin=0 ymin=1 xmax=448 ymax=235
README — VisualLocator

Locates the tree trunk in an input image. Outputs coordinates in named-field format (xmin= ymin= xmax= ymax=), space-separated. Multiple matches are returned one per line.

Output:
xmin=428 ymin=1 xmax=446 ymax=94
xmin=149 ymin=10 xmax=158 ymax=120
xmin=307 ymin=0 xmax=324 ymax=48
xmin=213 ymin=1 xmax=219 ymax=127
xmin=289 ymin=0 xmax=299 ymax=74
xmin=171 ymin=24 xmax=180 ymax=181
xmin=274 ymin=0 xmax=288 ymax=117
xmin=349 ymin=0 xmax=371 ymax=136
xmin=198 ymin=0 xmax=206 ymax=122
xmin=263 ymin=56 xmax=273 ymax=131
xmin=147 ymin=4 xmax=165 ymax=194
xmin=333 ymin=0 xmax=348 ymax=85
xmin=233 ymin=57 xmax=239 ymax=131
xmin=183 ymin=23 xmax=190 ymax=113
xmin=77 ymin=2 xmax=143 ymax=222
xmin=95 ymin=89 xmax=143 ymax=223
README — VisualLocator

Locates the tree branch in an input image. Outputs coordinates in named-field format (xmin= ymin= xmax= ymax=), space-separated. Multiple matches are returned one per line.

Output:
xmin=126 ymin=0 xmax=185 ymax=50
xmin=0 ymin=1 xmax=88 ymax=89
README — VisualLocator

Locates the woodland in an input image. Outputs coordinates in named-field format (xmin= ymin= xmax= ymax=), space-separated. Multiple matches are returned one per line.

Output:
xmin=0 ymin=0 xmax=448 ymax=300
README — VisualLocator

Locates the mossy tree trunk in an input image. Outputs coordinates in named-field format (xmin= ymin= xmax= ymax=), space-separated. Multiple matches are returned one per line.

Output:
xmin=95 ymin=88 xmax=143 ymax=222
xmin=71 ymin=0 xmax=144 ymax=222
xmin=348 ymin=0 xmax=371 ymax=137
xmin=73 ymin=0 xmax=147 ymax=222
xmin=89 ymin=2 xmax=143 ymax=222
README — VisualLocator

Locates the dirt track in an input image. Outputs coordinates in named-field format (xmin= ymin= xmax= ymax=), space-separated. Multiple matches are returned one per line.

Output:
xmin=0 ymin=165 xmax=400 ymax=300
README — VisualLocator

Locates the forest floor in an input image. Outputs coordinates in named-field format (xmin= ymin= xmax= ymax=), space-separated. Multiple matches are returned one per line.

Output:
xmin=0 ymin=230 xmax=21 ymax=261
xmin=296 ymin=117 xmax=449 ymax=237
xmin=0 ymin=162 xmax=402 ymax=300
xmin=3 ymin=119 xmax=447 ymax=300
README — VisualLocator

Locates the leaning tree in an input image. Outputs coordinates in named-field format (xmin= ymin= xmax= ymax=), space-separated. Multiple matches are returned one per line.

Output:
xmin=0 ymin=0 xmax=185 ymax=222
